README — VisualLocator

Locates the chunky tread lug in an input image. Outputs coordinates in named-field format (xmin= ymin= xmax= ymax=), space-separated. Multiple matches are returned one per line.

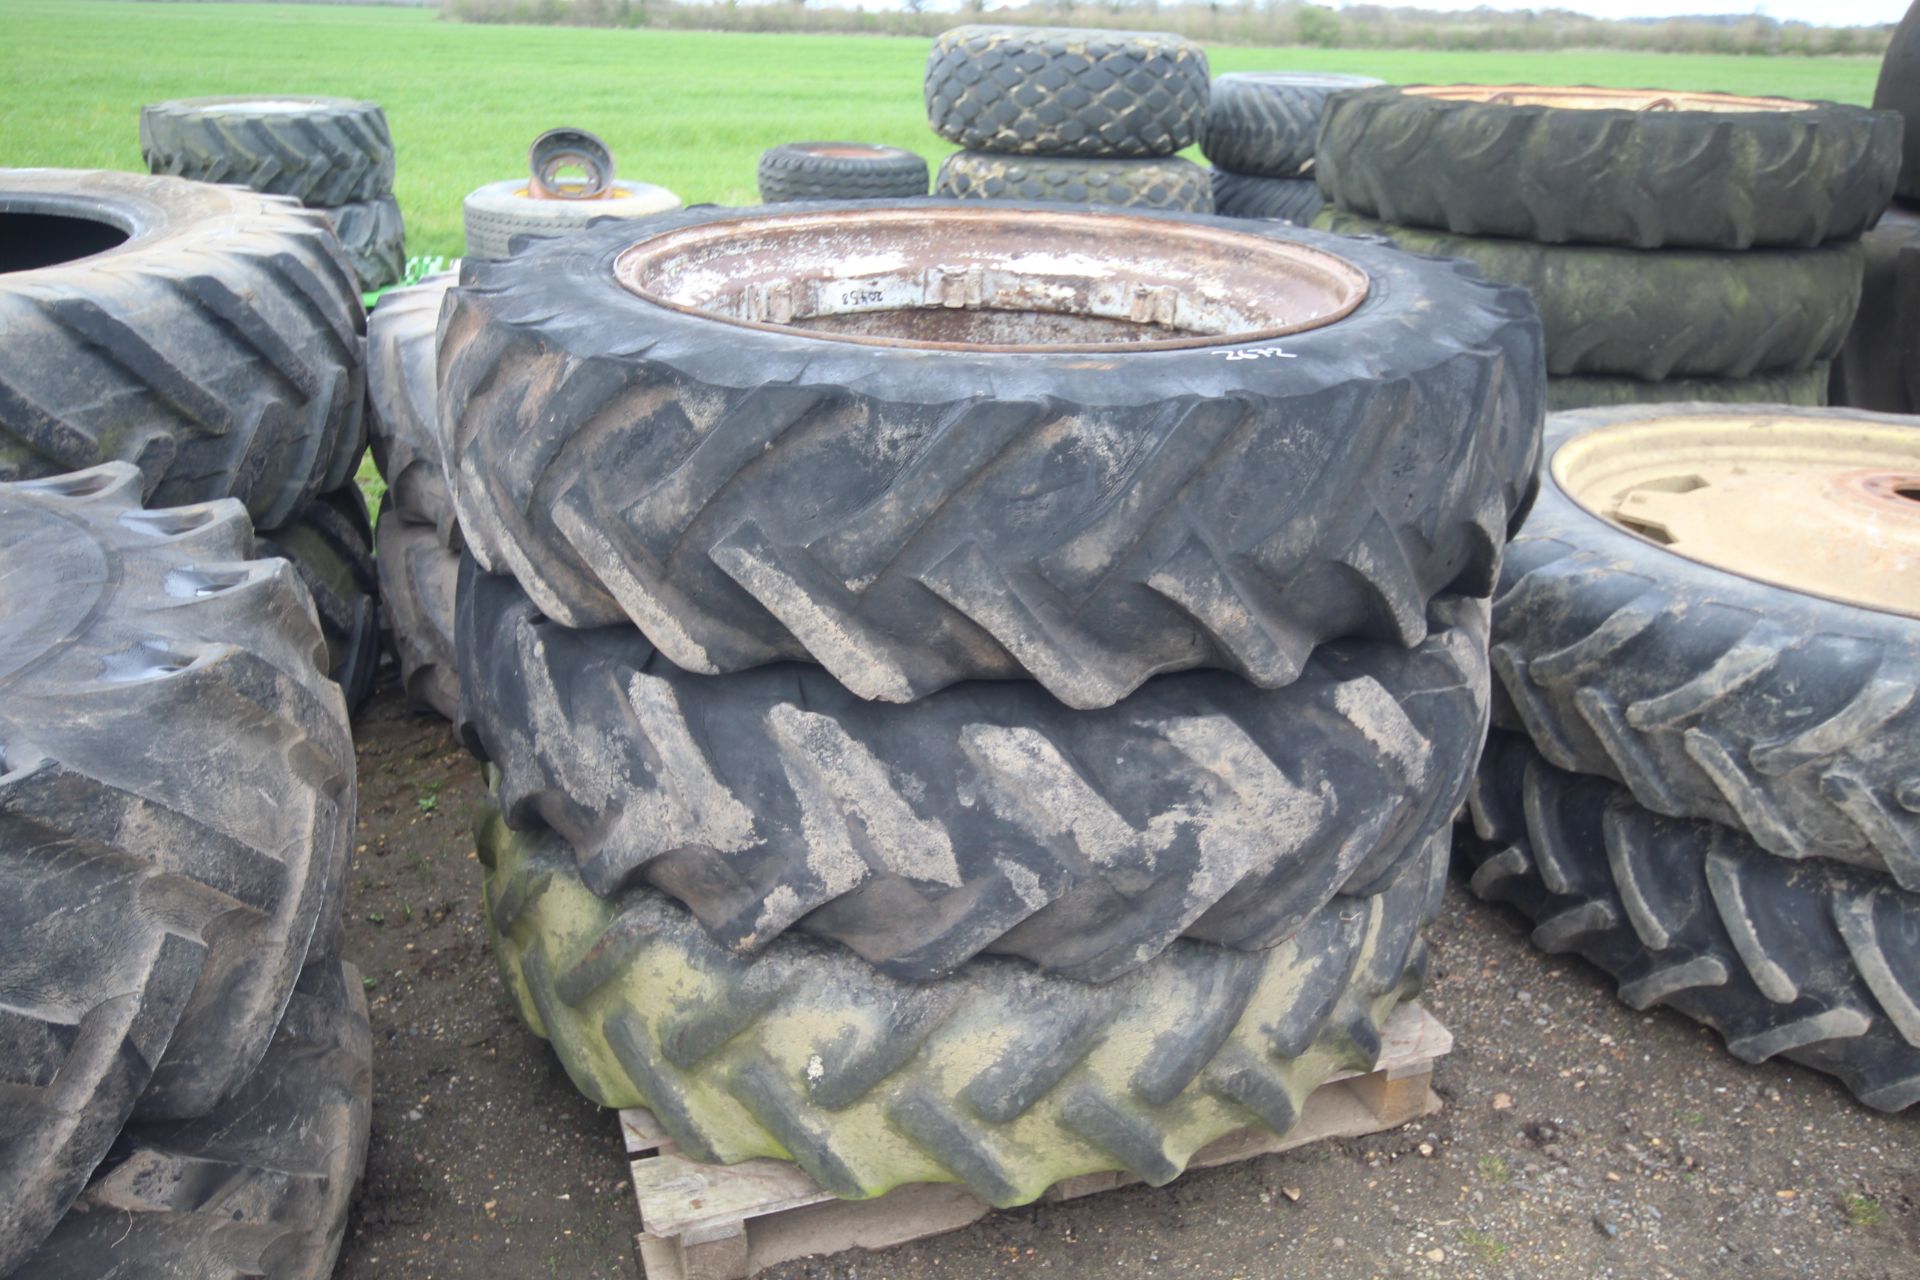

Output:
xmin=12 ymin=961 xmax=373 ymax=1280
xmin=1318 ymin=209 xmax=1863 ymax=381
xmin=458 ymin=562 xmax=1488 ymax=981
xmin=139 ymin=97 xmax=394 ymax=206
xmin=377 ymin=511 xmax=461 ymax=721
xmin=366 ymin=273 xmax=459 ymax=546
xmin=1200 ymin=72 xmax=1381 ymax=178
xmin=321 ymin=195 xmax=405 ymax=292
xmin=0 ymin=465 xmax=354 ymax=1272
xmin=925 ymin=26 xmax=1209 ymax=159
xmin=258 ymin=482 xmax=380 ymax=714
xmin=0 ymin=170 xmax=368 ymax=532
xmin=1212 ymin=171 xmax=1322 ymax=224
xmin=1316 ymin=86 xmax=1901 ymax=250
xmin=439 ymin=201 xmax=1544 ymax=709
xmin=757 ymin=145 xmax=929 ymax=203
xmin=483 ymin=795 xmax=1444 ymax=1206
xmin=1493 ymin=403 xmax=1920 ymax=887
xmin=1464 ymin=732 xmax=1920 ymax=1110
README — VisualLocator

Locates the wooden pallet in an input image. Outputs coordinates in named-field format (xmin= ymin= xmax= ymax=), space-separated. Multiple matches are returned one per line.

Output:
xmin=623 ymin=1001 xmax=1451 ymax=1280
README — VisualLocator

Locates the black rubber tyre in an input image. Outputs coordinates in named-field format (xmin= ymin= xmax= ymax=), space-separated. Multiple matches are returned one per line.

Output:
xmin=367 ymin=273 xmax=459 ymax=545
xmin=0 ymin=466 xmax=354 ymax=1273
xmin=1211 ymin=171 xmax=1322 ymax=224
xmin=1201 ymin=72 xmax=1382 ymax=178
xmin=1317 ymin=85 xmax=1902 ymax=250
xmin=1875 ymin=1 xmax=1920 ymax=203
xmin=461 ymin=178 xmax=681 ymax=260
xmin=460 ymin=558 xmax=1489 ymax=981
xmin=139 ymin=96 xmax=394 ymax=207
xmin=1493 ymin=403 xmax=1920 ymax=890
xmin=935 ymin=152 xmax=1211 ymax=212
xmin=925 ymin=25 xmax=1208 ymax=159
xmin=757 ymin=143 xmax=929 ymax=202
xmin=12 ymin=960 xmax=374 ymax=1280
xmin=377 ymin=511 xmax=461 ymax=722
xmin=321 ymin=194 xmax=405 ymax=292
xmin=0 ymin=169 xmax=368 ymax=533
xmin=1317 ymin=208 xmax=1863 ymax=381
xmin=1463 ymin=731 xmax=1920 ymax=1111
xmin=1832 ymin=207 xmax=1920 ymax=415
xmin=1547 ymin=365 xmax=1828 ymax=413
xmin=440 ymin=201 xmax=1543 ymax=710
xmin=258 ymin=482 xmax=380 ymax=715
xmin=484 ymin=793 xmax=1445 ymax=1206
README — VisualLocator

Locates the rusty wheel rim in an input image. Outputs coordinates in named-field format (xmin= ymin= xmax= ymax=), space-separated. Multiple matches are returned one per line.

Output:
xmin=1406 ymin=84 xmax=1809 ymax=113
xmin=1552 ymin=413 xmax=1920 ymax=618
xmin=612 ymin=206 xmax=1370 ymax=354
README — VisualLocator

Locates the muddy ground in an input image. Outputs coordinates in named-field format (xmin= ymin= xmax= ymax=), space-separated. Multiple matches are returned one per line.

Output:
xmin=334 ymin=677 xmax=1920 ymax=1280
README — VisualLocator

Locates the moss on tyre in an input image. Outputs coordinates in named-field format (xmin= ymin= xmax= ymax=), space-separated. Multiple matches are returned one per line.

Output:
xmin=0 ymin=465 xmax=354 ymax=1272
xmin=1547 ymin=365 xmax=1827 ymax=412
xmin=321 ymin=194 xmax=405 ymax=292
xmin=460 ymin=560 xmax=1488 ymax=981
xmin=1201 ymin=72 xmax=1382 ymax=178
xmin=0 ymin=169 xmax=367 ymax=532
xmin=1463 ymin=732 xmax=1920 ymax=1110
xmin=376 ymin=511 xmax=461 ymax=721
xmin=1317 ymin=208 xmax=1862 ymax=381
xmin=140 ymin=96 xmax=394 ymax=207
xmin=258 ymin=482 xmax=381 ymax=714
xmin=1493 ymin=403 xmax=1920 ymax=888
xmin=439 ymin=201 xmax=1543 ymax=709
xmin=758 ymin=143 xmax=929 ymax=202
xmin=936 ymin=152 xmax=1210 ymax=212
xmin=482 ymin=793 xmax=1444 ymax=1206
xmin=1317 ymin=85 xmax=1901 ymax=250
xmin=925 ymin=25 xmax=1208 ymax=159
xmin=14 ymin=960 xmax=373 ymax=1280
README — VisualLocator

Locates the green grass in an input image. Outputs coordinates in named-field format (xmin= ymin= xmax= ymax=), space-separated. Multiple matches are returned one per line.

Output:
xmin=0 ymin=0 xmax=1885 ymax=260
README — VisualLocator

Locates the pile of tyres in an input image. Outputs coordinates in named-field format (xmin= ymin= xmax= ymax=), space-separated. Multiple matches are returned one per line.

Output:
xmin=461 ymin=128 xmax=682 ymax=261
xmin=399 ymin=194 xmax=1549 ymax=1203
xmin=928 ymin=25 xmax=1214 ymax=212
xmin=1310 ymin=82 xmax=1903 ymax=412
xmin=1834 ymin=0 xmax=1920 ymax=414
xmin=1201 ymin=71 xmax=1378 ymax=225
xmin=0 ymin=167 xmax=372 ymax=1276
xmin=143 ymin=94 xmax=406 ymax=293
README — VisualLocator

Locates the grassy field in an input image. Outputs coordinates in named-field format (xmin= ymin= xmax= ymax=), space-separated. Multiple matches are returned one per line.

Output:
xmin=0 ymin=0 xmax=1887 ymax=260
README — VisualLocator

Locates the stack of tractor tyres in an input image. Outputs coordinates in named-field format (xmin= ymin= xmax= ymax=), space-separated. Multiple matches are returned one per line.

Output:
xmin=927 ymin=26 xmax=1213 ymax=212
xmin=461 ymin=179 xmax=682 ymax=260
xmin=1313 ymin=85 xmax=1903 ymax=410
xmin=0 ymin=465 xmax=365 ymax=1274
xmin=258 ymin=482 xmax=381 ymax=714
xmin=367 ymin=273 xmax=463 ymax=721
xmin=440 ymin=198 xmax=1548 ymax=1201
xmin=1460 ymin=402 xmax=1920 ymax=1111
xmin=140 ymin=95 xmax=405 ymax=292
xmin=1835 ymin=5 xmax=1920 ymax=413
xmin=758 ymin=143 xmax=930 ymax=202
xmin=1203 ymin=72 xmax=1380 ymax=225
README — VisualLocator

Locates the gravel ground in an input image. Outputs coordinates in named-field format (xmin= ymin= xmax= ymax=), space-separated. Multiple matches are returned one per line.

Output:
xmin=333 ymin=678 xmax=1920 ymax=1280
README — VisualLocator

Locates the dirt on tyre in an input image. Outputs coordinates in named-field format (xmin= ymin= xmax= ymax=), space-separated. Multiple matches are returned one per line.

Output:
xmin=1317 ymin=208 xmax=1862 ymax=380
xmin=0 ymin=169 xmax=367 ymax=532
xmin=140 ymin=96 xmax=394 ymax=207
xmin=1316 ymin=85 xmax=1901 ymax=249
xmin=758 ymin=143 xmax=929 ymax=202
xmin=377 ymin=512 xmax=461 ymax=721
xmin=12 ymin=960 xmax=373 ymax=1279
xmin=936 ymin=152 xmax=1211 ymax=212
xmin=439 ymin=200 xmax=1543 ymax=709
xmin=1212 ymin=171 xmax=1322 ymax=224
xmin=367 ymin=273 xmax=459 ymax=545
xmin=258 ymin=482 xmax=381 ymax=714
xmin=1492 ymin=403 xmax=1920 ymax=889
xmin=0 ymin=465 xmax=354 ymax=1272
xmin=1201 ymin=72 xmax=1381 ymax=178
xmin=483 ymin=791 xmax=1446 ymax=1205
xmin=1463 ymin=731 xmax=1920 ymax=1111
xmin=1547 ymin=366 xmax=1828 ymax=412
xmin=925 ymin=25 xmax=1208 ymax=159
xmin=461 ymin=558 xmax=1490 ymax=981
xmin=1875 ymin=1 xmax=1920 ymax=202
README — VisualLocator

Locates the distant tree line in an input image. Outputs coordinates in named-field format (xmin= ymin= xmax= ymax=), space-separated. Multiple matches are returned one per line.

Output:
xmin=443 ymin=0 xmax=1892 ymax=56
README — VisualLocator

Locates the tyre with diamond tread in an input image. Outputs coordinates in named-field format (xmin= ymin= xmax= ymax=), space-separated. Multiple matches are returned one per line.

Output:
xmin=13 ymin=960 xmax=373 ymax=1280
xmin=936 ymin=152 xmax=1210 ymax=211
xmin=460 ymin=561 xmax=1489 ymax=981
xmin=140 ymin=96 xmax=394 ymax=206
xmin=1316 ymin=85 xmax=1901 ymax=249
xmin=1462 ymin=731 xmax=1920 ymax=1111
xmin=0 ymin=169 xmax=367 ymax=532
xmin=483 ymin=793 xmax=1445 ymax=1206
xmin=925 ymin=26 xmax=1209 ymax=159
xmin=0 ymin=465 xmax=354 ymax=1273
xmin=440 ymin=200 xmax=1543 ymax=709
